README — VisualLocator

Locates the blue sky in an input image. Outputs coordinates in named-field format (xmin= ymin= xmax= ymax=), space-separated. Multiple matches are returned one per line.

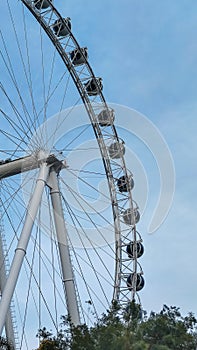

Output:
xmin=57 ymin=0 xmax=197 ymax=315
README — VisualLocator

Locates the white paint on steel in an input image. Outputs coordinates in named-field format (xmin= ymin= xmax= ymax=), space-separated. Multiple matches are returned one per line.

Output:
xmin=48 ymin=167 xmax=80 ymax=326
xmin=0 ymin=160 xmax=50 ymax=335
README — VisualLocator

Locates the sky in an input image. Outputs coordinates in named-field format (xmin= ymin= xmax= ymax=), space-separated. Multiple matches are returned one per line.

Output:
xmin=1 ymin=1 xmax=197 ymax=345
xmin=56 ymin=0 xmax=197 ymax=316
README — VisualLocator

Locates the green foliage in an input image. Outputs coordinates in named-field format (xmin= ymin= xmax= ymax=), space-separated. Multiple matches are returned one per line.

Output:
xmin=151 ymin=346 xmax=170 ymax=350
xmin=137 ymin=305 xmax=197 ymax=350
xmin=36 ymin=326 xmax=70 ymax=350
xmin=70 ymin=325 xmax=94 ymax=350
xmin=132 ymin=341 xmax=149 ymax=350
xmin=35 ymin=303 xmax=197 ymax=350
xmin=0 ymin=336 xmax=14 ymax=350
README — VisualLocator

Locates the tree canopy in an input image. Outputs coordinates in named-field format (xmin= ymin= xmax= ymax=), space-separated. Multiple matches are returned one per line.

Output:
xmin=1 ymin=302 xmax=197 ymax=349
xmin=0 ymin=336 xmax=14 ymax=350
xmin=35 ymin=302 xmax=197 ymax=350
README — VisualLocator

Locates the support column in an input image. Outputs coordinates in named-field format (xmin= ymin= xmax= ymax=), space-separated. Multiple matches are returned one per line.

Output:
xmin=0 ymin=162 xmax=50 ymax=335
xmin=48 ymin=167 xmax=80 ymax=326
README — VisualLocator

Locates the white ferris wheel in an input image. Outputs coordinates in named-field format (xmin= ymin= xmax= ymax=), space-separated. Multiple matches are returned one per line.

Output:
xmin=0 ymin=1 xmax=145 ymax=349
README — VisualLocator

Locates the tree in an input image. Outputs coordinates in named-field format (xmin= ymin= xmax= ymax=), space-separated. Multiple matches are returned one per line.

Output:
xmin=35 ymin=303 xmax=197 ymax=350
xmin=36 ymin=325 xmax=70 ymax=350
xmin=0 ymin=336 xmax=14 ymax=350
xmin=136 ymin=305 xmax=197 ymax=349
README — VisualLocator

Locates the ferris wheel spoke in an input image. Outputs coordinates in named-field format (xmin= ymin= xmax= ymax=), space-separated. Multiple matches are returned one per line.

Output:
xmin=29 ymin=232 xmax=67 ymax=310
xmin=61 ymin=192 xmax=115 ymax=284
xmin=18 ymin=224 xmax=39 ymax=350
xmin=72 ymin=248 xmax=114 ymax=290
xmin=0 ymin=38 xmax=34 ymax=138
xmin=0 ymin=130 xmax=29 ymax=158
xmin=60 ymin=194 xmax=116 ymax=314
xmin=62 ymin=182 xmax=115 ymax=232
xmin=0 ymin=186 xmax=26 ymax=237
xmin=66 ymin=168 xmax=114 ymax=205
xmin=23 ymin=256 xmax=60 ymax=332
xmin=0 ymin=83 xmax=33 ymax=145
xmin=21 ymin=4 xmax=39 ymax=136
xmin=41 ymin=96 xmax=83 ymax=153
xmin=0 ymin=177 xmax=34 ymax=221
xmin=0 ymin=108 xmax=30 ymax=144
xmin=6 ymin=0 xmax=39 ymax=134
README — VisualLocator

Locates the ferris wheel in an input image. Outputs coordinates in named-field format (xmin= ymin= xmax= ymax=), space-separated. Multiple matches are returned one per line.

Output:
xmin=0 ymin=1 xmax=145 ymax=349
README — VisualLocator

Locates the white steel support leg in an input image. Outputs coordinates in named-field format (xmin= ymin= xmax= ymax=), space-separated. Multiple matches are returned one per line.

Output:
xmin=0 ymin=162 xmax=50 ymax=336
xmin=48 ymin=168 xmax=80 ymax=326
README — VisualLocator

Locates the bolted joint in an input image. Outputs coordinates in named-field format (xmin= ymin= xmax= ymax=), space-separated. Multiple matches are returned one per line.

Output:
xmin=46 ymin=154 xmax=67 ymax=175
